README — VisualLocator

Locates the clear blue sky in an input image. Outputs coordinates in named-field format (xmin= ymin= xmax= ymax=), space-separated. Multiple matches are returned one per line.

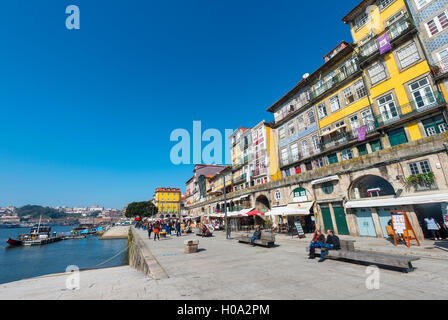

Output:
xmin=0 ymin=0 xmax=357 ymax=209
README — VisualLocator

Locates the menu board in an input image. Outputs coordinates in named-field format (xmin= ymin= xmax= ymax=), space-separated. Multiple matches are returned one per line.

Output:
xmin=392 ymin=213 xmax=406 ymax=234
xmin=294 ymin=221 xmax=305 ymax=237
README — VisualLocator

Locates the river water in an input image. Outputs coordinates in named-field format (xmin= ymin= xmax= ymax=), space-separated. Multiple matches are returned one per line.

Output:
xmin=0 ymin=225 xmax=128 ymax=284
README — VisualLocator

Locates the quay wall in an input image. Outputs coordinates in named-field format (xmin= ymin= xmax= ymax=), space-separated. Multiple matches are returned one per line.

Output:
xmin=128 ymin=227 xmax=169 ymax=280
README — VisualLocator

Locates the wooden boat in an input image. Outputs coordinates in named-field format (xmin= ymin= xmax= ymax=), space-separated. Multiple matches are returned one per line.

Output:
xmin=6 ymin=216 xmax=63 ymax=246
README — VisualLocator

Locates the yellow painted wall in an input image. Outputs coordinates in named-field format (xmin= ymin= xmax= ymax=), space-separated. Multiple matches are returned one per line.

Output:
xmin=266 ymin=126 xmax=281 ymax=181
xmin=318 ymin=76 xmax=370 ymax=128
xmin=351 ymin=1 xmax=406 ymax=43
xmin=407 ymin=122 xmax=422 ymax=141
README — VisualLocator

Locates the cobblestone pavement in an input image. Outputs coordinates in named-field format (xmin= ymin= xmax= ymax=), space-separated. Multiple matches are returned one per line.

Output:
xmin=1 ymin=228 xmax=448 ymax=299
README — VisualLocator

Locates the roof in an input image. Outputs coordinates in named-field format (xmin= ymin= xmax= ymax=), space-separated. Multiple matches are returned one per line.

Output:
xmin=342 ymin=0 xmax=375 ymax=23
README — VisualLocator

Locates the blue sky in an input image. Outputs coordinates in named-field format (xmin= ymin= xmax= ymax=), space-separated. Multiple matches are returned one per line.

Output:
xmin=0 ymin=0 xmax=358 ymax=209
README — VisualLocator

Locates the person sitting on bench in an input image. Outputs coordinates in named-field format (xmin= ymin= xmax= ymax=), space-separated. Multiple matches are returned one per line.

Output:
xmin=250 ymin=227 xmax=262 ymax=246
xmin=318 ymin=230 xmax=341 ymax=263
xmin=201 ymin=224 xmax=210 ymax=237
xmin=308 ymin=230 xmax=325 ymax=259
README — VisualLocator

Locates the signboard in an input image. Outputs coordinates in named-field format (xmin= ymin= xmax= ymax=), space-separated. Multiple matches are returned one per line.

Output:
xmin=378 ymin=33 xmax=391 ymax=55
xmin=392 ymin=213 xmax=406 ymax=234
xmin=293 ymin=221 xmax=305 ymax=238
xmin=357 ymin=126 xmax=367 ymax=142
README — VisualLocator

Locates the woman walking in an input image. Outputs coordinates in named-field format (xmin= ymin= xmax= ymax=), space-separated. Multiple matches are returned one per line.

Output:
xmin=153 ymin=223 xmax=160 ymax=241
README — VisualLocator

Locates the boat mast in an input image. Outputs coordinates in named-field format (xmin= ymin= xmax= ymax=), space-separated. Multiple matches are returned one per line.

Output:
xmin=37 ymin=214 xmax=42 ymax=234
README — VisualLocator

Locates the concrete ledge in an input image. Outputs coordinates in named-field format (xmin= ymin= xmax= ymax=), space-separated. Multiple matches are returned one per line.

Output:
xmin=128 ymin=227 xmax=169 ymax=280
xmin=99 ymin=226 xmax=130 ymax=240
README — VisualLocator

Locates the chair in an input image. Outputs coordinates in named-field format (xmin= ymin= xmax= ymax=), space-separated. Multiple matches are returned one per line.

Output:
xmin=385 ymin=225 xmax=395 ymax=237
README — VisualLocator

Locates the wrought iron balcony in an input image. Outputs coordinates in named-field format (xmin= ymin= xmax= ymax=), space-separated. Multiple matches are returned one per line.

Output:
xmin=431 ymin=57 xmax=448 ymax=79
xmin=320 ymin=132 xmax=352 ymax=151
xmin=351 ymin=121 xmax=377 ymax=139
xmin=374 ymin=93 xmax=445 ymax=128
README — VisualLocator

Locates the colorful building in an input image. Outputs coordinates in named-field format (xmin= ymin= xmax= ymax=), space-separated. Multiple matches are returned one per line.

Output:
xmin=153 ymin=187 xmax=181 ymax=217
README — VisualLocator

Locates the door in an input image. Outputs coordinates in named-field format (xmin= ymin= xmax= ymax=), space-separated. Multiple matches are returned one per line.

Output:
xmin=388 ymin=128 xmax=408 ymax=146
xmin=333 ymin=204 xmax=350 ymax=235
xmin=378 ymin=94 xmax=399 ymax=123
xmin=355 ymin=208 xmax=377 ymax=237
xmin=377 ymin=207 xmax=397 ymax=238
xmin=320 ymin=205 xmax=334 ymax=232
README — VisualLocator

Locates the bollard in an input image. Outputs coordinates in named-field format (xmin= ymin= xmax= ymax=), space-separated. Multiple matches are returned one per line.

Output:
xmin=184 ymin=239 xmax=199 ymax=254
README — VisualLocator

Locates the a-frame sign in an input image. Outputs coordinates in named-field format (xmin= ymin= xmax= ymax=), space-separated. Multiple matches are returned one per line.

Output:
xmin=390 ymin=210 xmax=421 ymax=248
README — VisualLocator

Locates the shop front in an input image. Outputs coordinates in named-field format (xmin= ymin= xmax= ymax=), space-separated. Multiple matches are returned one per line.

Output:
xmin=267 ymin=201 xmax=315 ymax=234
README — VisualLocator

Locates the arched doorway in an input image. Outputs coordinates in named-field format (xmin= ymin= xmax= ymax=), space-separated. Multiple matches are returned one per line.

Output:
xmin=255 ymin=195 xmax=270 ymax=212
xmin=350 ymin=175 xmax=396 ymax=237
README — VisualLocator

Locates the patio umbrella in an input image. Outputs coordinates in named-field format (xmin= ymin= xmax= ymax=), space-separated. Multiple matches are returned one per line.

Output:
xmin=246 ymin=210 xmax=265 ymax=216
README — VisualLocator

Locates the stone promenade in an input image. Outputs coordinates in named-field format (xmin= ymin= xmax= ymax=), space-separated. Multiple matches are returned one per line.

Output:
xmin=1 ymin=227 xmax=448 ymax=299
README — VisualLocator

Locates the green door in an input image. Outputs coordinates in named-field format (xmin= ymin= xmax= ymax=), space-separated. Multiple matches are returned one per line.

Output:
xmin=357 ymin=144 xmax=368 ymax=156
xmin=328 ymin=153 xmax=338 ymax=164
xmin=370 ymin=139 xmax=383 ymax=152
xmin=320 ymin=205 xmax=334 ymax=232
xmin=332 ymin=204 xmax=349 ymax=235
xmin=388 ymin=128 xmax=408 ymax=146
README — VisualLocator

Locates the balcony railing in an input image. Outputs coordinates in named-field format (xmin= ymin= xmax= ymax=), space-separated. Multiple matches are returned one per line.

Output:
xmin=358 ymin=17 xmax=414 ymax=62
xmin=351 ymin=121 xmax=377 ymax=139
xmin=310 ymin=63 xmax=360 ymax=101
xmin=253 ymin=167 xmax=268 ymax=177
xmin=374 ymin=93 xmax=445 ymax=128
xmin=320 ymin=132 xmax=352 ymax=151
xmin=432 ymin=57 xmax=448 ymax=78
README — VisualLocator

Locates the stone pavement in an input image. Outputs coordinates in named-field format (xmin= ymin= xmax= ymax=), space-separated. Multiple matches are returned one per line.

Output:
xmin=99 ymin=226 xmax=130 ymax=239
xmin=2 ymin=227 xmax=448 ymax=299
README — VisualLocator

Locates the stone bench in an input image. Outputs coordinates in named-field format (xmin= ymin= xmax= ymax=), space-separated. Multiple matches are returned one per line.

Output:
xmin=307 ymin=240 xmax=420 ymax=273
xmin=184 ymin=239 xmax=199 ymax=254
xmin=236 ymin=232 xmax=275 ymax=247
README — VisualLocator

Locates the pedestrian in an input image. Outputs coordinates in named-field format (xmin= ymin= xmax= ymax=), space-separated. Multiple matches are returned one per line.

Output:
xmin=318 ymin=230 xmax=341 ymax=263
xmin=147 ymin=223 xmax=152 ymax=239
xmin=250 ymin=227 xmax=262 ymax=246
xmin=153 ymin=223 xmax=160 ymax=241
xmin=424 ymin=217 xmax=442 ymax=240
xmin=175 ymin=220 xmax=181 ymax=237
xmin=308 ymin=230 xmax=325 ymax=259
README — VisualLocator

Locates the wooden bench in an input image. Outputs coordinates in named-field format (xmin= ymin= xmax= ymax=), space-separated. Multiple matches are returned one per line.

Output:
xmin=236 ymin=231 xmax=275 ymax=247
xmin=308 ymin=240 xmax=420 ymax=273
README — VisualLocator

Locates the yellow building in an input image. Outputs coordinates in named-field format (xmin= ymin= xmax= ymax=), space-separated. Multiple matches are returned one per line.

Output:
xmin=343 ymin=0 xmax=447 ymax=148
xmin=153 ymin=187 xmax=181 ymax=216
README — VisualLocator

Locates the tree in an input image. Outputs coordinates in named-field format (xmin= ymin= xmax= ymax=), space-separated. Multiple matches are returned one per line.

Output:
xmin=125 ymin=201 xmax=158 ymax=218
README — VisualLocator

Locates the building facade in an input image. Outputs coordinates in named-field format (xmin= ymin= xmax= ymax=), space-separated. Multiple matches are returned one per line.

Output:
xmin=153 ymin=187 xmax=181 ymax=217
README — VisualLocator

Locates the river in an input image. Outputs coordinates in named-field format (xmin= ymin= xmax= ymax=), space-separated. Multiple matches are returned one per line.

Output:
xmin=0 ymin=225 xmax=128 ymax=284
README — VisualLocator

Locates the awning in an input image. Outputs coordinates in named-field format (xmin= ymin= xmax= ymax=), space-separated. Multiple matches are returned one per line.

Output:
xmin=267 ymin=202 xmax=314 ymax=216
xmin=346 ymin=194 xmax=448 ymax=209
xmin=311 ymin=175 xmax=339 ymax=185
xmin=321 ymin=124 xmax=347 ymax=136
xmin=247 ymin=210 xmax=266 ymax=216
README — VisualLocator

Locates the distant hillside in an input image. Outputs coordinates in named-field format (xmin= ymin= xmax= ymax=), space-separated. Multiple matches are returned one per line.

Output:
xmin=16 ymin=205 xmax=73 ymax=219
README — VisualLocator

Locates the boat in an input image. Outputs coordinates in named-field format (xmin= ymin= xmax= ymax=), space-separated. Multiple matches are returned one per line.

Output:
xmin=71 ymin=224 xmax=98 ymax=235
xmin=6 ymin=216 xmax=63 ymax=246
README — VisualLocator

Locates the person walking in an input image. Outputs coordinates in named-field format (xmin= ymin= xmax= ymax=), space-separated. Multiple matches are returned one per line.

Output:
xmin=175 ymin=220 xmax=181 ymax=237
xmin=147 ymin=223 xmax=152 ymax=239
xmin=153 ymin=223 xmax=160 ymax=241
xmin=424 ymin=217 xmax=442 ymax=240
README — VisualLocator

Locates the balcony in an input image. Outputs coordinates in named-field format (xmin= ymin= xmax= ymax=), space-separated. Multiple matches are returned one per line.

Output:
xmin=431 ymin=57 xmax=448 ymax=80
xmin=253 ymin=167 xmax=268 ymax=177
xmin=358 ymin=17 xmax=415 ymax=63
xmin=351 ymin=121 xmax=377 ymax=139
xmin=310 ymin=63 xmax=360 ymax=101
xmin=320 ymin=132 xmax=352 ymax=151
xmin=233 ymin=173 xmax=247 ymax=184
xmin=374 ymin=93 xmax=445 ymax=128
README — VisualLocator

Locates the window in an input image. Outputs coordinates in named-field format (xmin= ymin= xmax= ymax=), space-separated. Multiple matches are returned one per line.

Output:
xmin=343 ymin=87 xmax=355 ymax=105
xmin=378 ymin=0 xmax=395 ymax=10
xmin=425 ymin=11 xmax=448 ymax=37
xmin=281 ymin=148 xmax=289 ymax=162
xmin=312 ymin=135 xmax=320 ymax=152
xmin=290 ymin=143 xmax=299 ymax=161
xmin=409 ymin=77 xmax=435 ymax=109
xmin=307 ymin=110 xmax=316 ymax=125
xmin=279 ymin=127 xmax=286 ymax=140
xmin=275 ymin=190 xmax=281 ymax=200
xmin=378 ymin=94 xmax=399 ymax=122
xmin=423 ymin=115 xmax=448 ymax=136
xmin=360 ymin=38 xmax=379 ymax=57
xmin=354 ymin=11 xmax=370 ymax=31
xmin=302 ymin=140 xmax=309 ymax=156
xmin=408 ymin=160 xmax=431 ymax=175
xmin=288 ymin=122 xmax=296 ymax=136
xmin=396 ymin=42 xmax=420 ymax=69
xmin=354 ymin=80 xmax=368 ymax=99
xmin=328 ymin=153 xmax=338 ymax=165
xmin=340 ymin=148 xmax=354 ymax=161
xmin=414 ymin=0 xmax=432 ymax=10
xmin=321 ymin=182 xmax=334 ymax=195
xmin=349 ymin=115 xmax=360 ymax=131
xmin=329 ymin=95 xmax=341 ymax=112
xmin=317 ymin=103 xmax=328 ymax=119
xmin=293 ymin=188 xmax=307 ymax=198
xmin=297 ymin=115 xmax=305 ymax=130
xmin=368 ymin=62 xmax=387 ymax=85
